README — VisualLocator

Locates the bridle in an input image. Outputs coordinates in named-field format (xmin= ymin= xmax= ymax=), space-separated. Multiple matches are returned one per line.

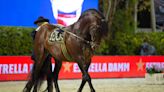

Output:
xmin=63 ymin=26 xmax=102 ymax=50
xmin=55 ymin=18 xmax=105 ymax=50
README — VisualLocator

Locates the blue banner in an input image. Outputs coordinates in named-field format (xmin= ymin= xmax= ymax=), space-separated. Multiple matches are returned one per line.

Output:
xmin=0 ymin=0 xmax=98 ymax=27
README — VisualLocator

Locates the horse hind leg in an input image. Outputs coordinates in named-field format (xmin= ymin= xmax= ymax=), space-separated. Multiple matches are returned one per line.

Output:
xmin=53 ymin=58 xmax=62 ymax=92
xmin=32 ymin=49 xmax=48 ymax=92
xmin=23 ymin=61 xmax=37 ymax=92
xmin=42 ymin=71 xmax=53 ymax=92
xmin=34 ymin=53 xmax=53 ymax=92
xmin=33 ymin=82 xmax=38 ymax=92
xmin=23 ymin=80 xmax=33 ymax=92
xmin=46 ymin=73 xmax=53 ymax=92
xmin=43 ymin=54 xmax=53 ymax=92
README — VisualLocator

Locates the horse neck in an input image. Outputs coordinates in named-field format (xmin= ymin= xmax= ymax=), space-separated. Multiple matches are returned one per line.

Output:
xmin=70 ymin=19 xmax=91 ymax=37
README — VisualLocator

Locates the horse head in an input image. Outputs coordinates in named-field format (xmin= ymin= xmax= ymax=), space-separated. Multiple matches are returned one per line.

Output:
xmin=78 ymin=9 xmax=108 ymax=50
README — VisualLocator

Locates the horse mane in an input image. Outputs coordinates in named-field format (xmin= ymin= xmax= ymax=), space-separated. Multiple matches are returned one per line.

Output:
xmin=72 ymin=8 xmax=108 ymax=40
xmin=83 ymin=9 xmax=108 ymax=36
xmin=79 ymin=9 xmax=105 ymax=20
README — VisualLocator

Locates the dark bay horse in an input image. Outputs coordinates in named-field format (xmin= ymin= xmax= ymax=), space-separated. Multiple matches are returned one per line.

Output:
xmin=23 ymin=9 xmax=108 ymax=92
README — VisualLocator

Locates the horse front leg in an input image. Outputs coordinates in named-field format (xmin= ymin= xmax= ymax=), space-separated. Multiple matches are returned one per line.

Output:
xmin=77 ymin=63 xmax=89 ymax=92
xmin=77 ymin=60 xmax=95 ymax=92
xmin=53 ymin=59 xmax=62 ymax=92
xmin=85 ymin=60 xmax=95 ymax=92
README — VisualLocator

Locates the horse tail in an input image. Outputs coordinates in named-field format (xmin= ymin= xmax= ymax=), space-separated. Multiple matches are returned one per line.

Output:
xmin=23 ymin=52 xmax=52 ymax=92
xmin=36 ymin=53 xmax=52 ymax=90
xmin=30 ymin=50 xmax=52 ymax=91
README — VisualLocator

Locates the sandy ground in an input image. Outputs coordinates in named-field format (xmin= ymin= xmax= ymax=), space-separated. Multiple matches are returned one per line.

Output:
xmin=0 ymin=78 xmax=164 ymax=92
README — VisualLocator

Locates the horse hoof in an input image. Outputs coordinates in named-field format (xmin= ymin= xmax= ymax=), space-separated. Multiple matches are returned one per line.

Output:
xmin=42 ymin=89 xmax=47 ymax=92
xmin=77 ymin=89 xmax=82 ymax=92
xmin=91 ymin=89 xmax=95 ymax=92
xmin=42 ymin=88 xmax=53 ymax=92
xmin=22 ymin=88 xmax=29 ymax=92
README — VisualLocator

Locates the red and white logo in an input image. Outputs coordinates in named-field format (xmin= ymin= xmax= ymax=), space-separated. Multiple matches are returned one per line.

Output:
xmin=50 ymin=0 xmax=84 ymax=26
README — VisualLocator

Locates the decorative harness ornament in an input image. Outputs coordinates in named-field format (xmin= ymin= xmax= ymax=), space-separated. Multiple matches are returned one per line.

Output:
xmin=49 ymin=27 xmax=64 ymax=42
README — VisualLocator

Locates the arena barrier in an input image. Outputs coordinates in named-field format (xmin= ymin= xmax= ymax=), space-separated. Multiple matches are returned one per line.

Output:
xmin=0 ymin=56 xmax=164 ymax=81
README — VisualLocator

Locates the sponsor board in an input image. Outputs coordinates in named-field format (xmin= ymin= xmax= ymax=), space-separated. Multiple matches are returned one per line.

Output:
xmin=0 ymin=56 xmax=164 ymax=81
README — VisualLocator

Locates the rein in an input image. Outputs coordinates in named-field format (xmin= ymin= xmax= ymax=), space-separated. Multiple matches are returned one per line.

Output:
xmin=55 ymin=22 xmax=102 ymax=50
xmin=64 ymin=30 xmax=90 ymax=44
xmin=64 ymin=29 xmax=99 ymax=50
xmin=63 ymin=28 xmax=100 ymax=49
xmin=55 ymin=25 xmax=91 ymax=44
xmin=63 ymin=27 xmax=99 ymax=50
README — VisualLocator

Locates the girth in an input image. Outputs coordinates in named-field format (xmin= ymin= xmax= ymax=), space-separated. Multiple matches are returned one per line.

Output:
xmin=60 ymin=36 xmax=73 ymax=61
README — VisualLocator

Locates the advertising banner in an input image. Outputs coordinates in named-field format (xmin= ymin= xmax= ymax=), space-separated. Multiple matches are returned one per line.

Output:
xmin=0 ymin=56 xmax=164 ymax=81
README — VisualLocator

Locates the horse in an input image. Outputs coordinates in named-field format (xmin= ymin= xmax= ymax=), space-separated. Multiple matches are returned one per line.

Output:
xmin=23 ymin=9 xmax=108 ymax=92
